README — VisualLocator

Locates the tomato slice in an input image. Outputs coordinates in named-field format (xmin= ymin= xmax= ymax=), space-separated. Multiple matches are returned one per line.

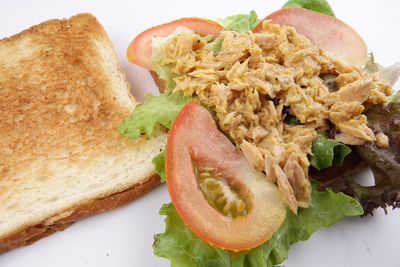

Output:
xmin=165 ymin=100 xmax=286 ymax=251
xmin=253 ymin=7 xmax=368 ymax=67
xmin=127 ymin=18 xmax=223 ymax=70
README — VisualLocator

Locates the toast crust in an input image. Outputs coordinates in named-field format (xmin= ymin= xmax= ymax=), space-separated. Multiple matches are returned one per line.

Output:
xmin=0 ymin=173 xmax=160 ymax=254
xmin=150 ymin=70 xmax=166 ymax=93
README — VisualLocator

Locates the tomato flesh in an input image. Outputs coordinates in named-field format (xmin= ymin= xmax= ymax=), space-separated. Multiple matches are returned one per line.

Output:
xmin=165 ymin=100 xmax=286 ymax=251
xmin=254 ymin=7 xmax=368 ymax=67
xmin=127 ymin=18 xmax=223 ymax=70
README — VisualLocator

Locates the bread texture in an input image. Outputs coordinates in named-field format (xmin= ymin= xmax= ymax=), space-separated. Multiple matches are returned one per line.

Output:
xmin=0 ymin=13 xmax=167 ymax=253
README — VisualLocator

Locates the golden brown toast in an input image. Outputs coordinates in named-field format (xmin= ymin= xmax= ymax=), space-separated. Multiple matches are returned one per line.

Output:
xmin=0 ymin=13 xmax=166 ymax=253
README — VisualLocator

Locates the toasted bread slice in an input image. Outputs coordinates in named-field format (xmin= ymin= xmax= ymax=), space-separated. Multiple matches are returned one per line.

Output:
xmin=0 ymin=13 xmax=166 ymax=253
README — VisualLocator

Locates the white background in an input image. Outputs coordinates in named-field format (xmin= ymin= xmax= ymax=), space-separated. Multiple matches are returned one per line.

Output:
xmin=1 ymin=1 xmax=399 ymax=266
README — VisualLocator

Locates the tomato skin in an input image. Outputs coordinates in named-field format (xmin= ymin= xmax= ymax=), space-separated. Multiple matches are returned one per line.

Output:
xmin=254 ymin=7 xmax=367 ymax=67
xmin=127 ymin=18 xmax=223 ymax=70
xmin=165 ymin=100 xmax=286 ymax=251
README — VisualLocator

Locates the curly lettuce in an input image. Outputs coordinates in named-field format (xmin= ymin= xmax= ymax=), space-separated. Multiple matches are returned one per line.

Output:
xmin=343 ymin=92 xmax=400 ymax=215
xmin=154 ymin=181 xmax=362 ymax=267
xmin=216 ymin=10 xmax=260 ymax=33
xmin=118 ymin=93 xmax=193 ymax=140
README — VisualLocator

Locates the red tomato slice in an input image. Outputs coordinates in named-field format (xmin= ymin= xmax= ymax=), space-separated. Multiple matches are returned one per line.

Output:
xmin=127 ymin=18 xmax=223 ymax=70
xmin=254 ymin=7 xmax=368 ymax=67
xmin=165 ymin=100 xmax=286 ymax=251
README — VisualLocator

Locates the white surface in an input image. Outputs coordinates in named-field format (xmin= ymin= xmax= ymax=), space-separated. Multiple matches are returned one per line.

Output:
xmin=0 ymin=1 xmax=399 ymax=266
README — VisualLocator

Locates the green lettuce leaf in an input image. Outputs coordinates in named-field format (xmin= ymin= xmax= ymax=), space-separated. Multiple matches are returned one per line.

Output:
xmin=153 ymin=181 xmax=363 ymax=267
xmin=118 ymin=92 xmax=193 ymax=140
xmin=309 ymin=133 xmax=351 ymax=171
xmin=282 ymin=0 xmax=335 ymax=17
xmin=216 ymin=10 xmax=260 ymax=32
xmin=154 ymin=202 xmax=231 ymax=266
xmin=152 ymin=149 xmax=166 ymax=183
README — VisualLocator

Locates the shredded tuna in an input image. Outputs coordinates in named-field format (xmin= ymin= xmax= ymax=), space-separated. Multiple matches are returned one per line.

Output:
xmin=159 ymin=21 xmax=393 ymax=212
xmin=376 ymin=132 xmax=389 ymax=148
